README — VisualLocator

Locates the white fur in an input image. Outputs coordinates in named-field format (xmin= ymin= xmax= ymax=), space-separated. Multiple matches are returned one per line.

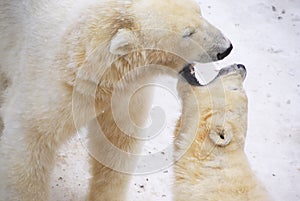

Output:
xmin=174 ymin=67 xmax=273 ymax=201
xmin=0 ymin=0 xmax=232 ymax=200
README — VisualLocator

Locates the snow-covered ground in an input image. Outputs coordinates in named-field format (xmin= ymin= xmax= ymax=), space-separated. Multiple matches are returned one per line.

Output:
xmin=50 ymin=0 xmax=300 ymax=200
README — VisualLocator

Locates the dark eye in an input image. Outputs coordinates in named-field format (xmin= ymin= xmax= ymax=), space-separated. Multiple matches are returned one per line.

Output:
xmin=183 ymin=27 xmax=196 ymax=38
xmin=209 ymin=130 xmax=232 ymax=147
xmin=219 ymin=133 xmax=225 ymax=140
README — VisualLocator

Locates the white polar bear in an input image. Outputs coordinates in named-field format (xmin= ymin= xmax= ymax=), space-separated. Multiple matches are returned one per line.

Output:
xmin=0 ymin=0 xmax=232 ymax=200
xmin=174 ymin=64 xmax=273 ymax=201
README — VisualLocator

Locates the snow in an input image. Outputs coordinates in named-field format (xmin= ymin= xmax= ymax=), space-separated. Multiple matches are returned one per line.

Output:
xmin=50 ymin=0 xmax=300 ymax=200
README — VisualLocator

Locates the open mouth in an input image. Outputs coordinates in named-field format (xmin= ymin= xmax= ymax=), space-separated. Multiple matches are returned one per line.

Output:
xmin=179 ymin=63 xmax=202 ymax=86
xmin=217 ymin=64 xmax=247 ymax=80
xmin=179 ymin=63 xmax=247 ymax=86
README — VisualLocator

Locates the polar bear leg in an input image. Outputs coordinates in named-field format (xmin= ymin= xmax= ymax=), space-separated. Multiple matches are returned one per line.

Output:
xmin=86 ymin=80 xmax=155 ymax=200
xmin=0 ymin=127 xmax=57 ymax=201
xmin=88 ymin=158 xmax=132 ymax=201
xmin=86 ymin=115 xmax=142 ymax=201
xmin=0 ymin=113 xmax=73 ymax=201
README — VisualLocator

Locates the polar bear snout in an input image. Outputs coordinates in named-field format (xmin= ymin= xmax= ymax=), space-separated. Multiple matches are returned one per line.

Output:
xmin=217 ymin=43 xmax=233 ymax=60
xmin=218 ymin=64 xmax=247 ymax=80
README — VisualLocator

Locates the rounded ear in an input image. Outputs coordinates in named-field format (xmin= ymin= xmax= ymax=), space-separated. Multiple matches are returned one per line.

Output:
xmin=110 ymin=29 xmax=136 ymax=56
xmin=209 ymin=130 xmax=231 ymax=146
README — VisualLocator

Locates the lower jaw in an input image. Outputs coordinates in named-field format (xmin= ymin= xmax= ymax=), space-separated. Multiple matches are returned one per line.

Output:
xmin=179 ymin=63 xmax=202 ymax=86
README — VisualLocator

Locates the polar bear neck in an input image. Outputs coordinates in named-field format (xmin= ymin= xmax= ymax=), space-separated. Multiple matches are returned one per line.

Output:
xmin=66 ymin=48 xmax=186 ymax=99
xmin=103 ymin=50 xmax=186 ymax=89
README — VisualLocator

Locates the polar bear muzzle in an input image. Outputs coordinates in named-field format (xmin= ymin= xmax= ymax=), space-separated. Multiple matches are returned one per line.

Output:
xmin=179 ymin=63 xmax=247 ymax=86
xmin=217 ymin=43 xmax=233 ymax=60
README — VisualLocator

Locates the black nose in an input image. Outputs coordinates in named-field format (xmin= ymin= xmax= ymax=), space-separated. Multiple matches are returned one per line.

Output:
xmin=217 ymin=44 xmax=233 ymax=60
xmin=236 ymin=64 xmax=247 ymax=79
xmin=237 ymin=64 xmax=246 ymax=70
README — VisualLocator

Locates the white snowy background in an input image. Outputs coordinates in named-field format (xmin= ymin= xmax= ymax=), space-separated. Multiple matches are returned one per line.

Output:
xmin=49 ymin=0 xmax=300 ymax=200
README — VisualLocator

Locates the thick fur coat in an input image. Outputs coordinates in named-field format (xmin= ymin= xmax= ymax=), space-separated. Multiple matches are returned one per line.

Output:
xmin=0 ymin=0 xmax=232 ymax=200
xmin=174 ymin=64 xmax=273 ymax=201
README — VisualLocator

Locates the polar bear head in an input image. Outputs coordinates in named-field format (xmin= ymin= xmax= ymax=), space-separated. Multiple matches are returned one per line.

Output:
xmin=176 ymin=64 xmax=248 ymax=157
xmin=174 ymin=65 xmax=273 ymax=201
xmin=68 ymin=0 xmax=234 ymax=96
xmin=109 ymin=0 xmax=232 ymax=70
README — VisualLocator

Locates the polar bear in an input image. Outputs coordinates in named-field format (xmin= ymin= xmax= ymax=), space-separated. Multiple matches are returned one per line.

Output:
xmin=0 ymin=0 xmax=233 ymax=200
xmin=174 ymin=64 xmax=273 ymax=201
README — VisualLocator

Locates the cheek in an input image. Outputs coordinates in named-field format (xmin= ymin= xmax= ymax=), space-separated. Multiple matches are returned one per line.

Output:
xmin=153 ymin=34 xmax=179 ymax=51
xmin=155 ymin=36 xmax=191 ymax=55
xmin=193 ymin=31 xmax=215 ymax=49
xmin=154 ymin=34 xmax=207 ymax=61
xmin=177 ymin=37 xmax=195 ymax=48
xmin=178 ymin=39 xmax=208 ymax=60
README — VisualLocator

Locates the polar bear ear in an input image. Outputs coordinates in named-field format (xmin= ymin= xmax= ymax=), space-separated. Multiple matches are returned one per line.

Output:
xmin=110 ymin=29 xmax=136 ymax=56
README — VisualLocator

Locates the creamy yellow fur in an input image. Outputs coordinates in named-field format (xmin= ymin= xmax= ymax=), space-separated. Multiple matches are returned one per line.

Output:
xmin=174 ymin=65 xmax=273 ymax=201
xmin=0 ymin=0 xmax=232 ymax=200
